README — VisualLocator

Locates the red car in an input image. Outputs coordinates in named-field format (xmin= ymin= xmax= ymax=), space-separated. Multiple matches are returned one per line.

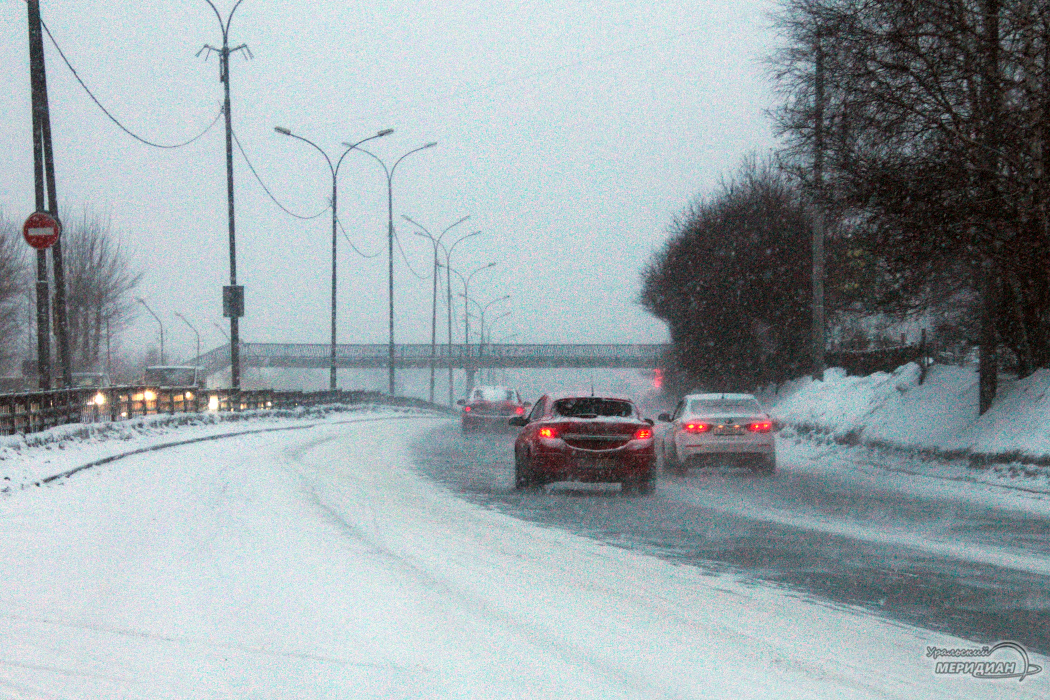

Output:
xmin=509 ymin=393 xmax=656 ymax=494
xmin=457 ymin=385 xmax=529 ymax=433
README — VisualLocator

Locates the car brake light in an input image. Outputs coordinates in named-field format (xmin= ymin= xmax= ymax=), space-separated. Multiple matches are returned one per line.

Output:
xmin=515 ymin=406 xmax=526 ymax=415
xmin=748 ymin=421 xmax=773 ymax=433
xmin=539 ymin=426 xmax=558 ymax=439
xmin=464 ymin=406 xmax=472 ymax=412
xmin=633 ymin=427 xmax=653 ymax=440
xmin=683 ymin=422 xmax=711 ymax=433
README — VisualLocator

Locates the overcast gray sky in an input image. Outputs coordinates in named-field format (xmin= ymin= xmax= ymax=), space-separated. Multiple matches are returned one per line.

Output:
xmin=1 ymin=0 xmax=779 ymax=362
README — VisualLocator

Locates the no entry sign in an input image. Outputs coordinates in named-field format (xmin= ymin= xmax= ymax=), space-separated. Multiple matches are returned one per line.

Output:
xmin=22 ymin=211 xmax=61 ymax=250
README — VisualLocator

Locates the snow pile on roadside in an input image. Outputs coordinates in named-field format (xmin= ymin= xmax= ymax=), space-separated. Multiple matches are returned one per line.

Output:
xmin=759 ymin=363 xmax=1050 ymax=489
xmin=0 ymin=404 xmax=437 ymax=492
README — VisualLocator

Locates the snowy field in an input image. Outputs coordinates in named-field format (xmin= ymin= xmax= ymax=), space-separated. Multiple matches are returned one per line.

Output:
xmin=2 ymin=409 xmax=1043 ymax=698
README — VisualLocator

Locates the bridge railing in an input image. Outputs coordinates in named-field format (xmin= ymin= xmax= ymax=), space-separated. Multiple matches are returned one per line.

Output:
xmin=194 ymin=343 xmax=669 ymax=373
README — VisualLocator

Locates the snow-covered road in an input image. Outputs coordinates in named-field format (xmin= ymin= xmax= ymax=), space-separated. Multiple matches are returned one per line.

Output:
xmin=0 ymin=412 xmax=1044 ymax=698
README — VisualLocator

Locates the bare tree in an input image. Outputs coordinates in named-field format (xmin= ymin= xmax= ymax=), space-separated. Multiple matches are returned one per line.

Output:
xmin=0 ymin=212 xmax=29 ymax=372
xmin=770 ymin=0 xmax=1050 ymax=410
xmin=58 ymin=209 xmax=142 ymax=372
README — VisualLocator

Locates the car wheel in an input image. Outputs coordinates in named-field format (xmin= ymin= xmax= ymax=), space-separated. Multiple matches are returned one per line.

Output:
xmin=752 ymin=454 xmax=776 ymax=475
xmin=514 ymin=448 xmax=536 ymax=490
xmin=664 ymin=443 xmax=687 ymax=476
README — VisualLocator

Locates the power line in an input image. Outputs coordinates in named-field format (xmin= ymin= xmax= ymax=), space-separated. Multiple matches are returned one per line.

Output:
xmin=393 ymin=229 xmax=427 ymax=280
xmin=39 ymin=19 xmax=223 ymax=149
xmin=336 ymin=216 xmax=381 ymax=259
xmin=230 ymin=127 xmax=328 ymax=220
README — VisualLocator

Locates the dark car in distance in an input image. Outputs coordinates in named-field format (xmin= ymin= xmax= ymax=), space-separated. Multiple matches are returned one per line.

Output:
xmin=458 ymin=385 xmax=529 ymax=433
xmin=509 ymin=394 xmax=656 ymax=494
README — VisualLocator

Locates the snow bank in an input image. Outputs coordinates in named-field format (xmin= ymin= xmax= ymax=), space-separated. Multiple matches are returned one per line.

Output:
xmin=759 ymin=363 xmax=1050 ymax=489
xmin=0 ymin=403 xmax=442 ymax=492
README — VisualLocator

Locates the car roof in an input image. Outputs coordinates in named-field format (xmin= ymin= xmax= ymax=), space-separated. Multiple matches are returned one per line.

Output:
xmin=684 ymin=392 xmax=758 ymax=401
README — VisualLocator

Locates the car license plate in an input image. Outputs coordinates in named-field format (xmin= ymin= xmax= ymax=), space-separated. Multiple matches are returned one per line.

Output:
xmin=578 ymin=456 xmax=614 ymax=470
xmin=714 ymin=425 xmax=745 ymax=436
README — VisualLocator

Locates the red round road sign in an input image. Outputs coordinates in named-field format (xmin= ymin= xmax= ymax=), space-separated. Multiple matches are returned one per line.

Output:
xmin=22 ymin=211 xmax=61 ymax=250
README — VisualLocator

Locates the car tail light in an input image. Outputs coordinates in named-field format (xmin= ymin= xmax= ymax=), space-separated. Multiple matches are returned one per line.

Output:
xmin=683 ymin=422 xmax=711 ymax=433
xmin=633 ymin=427 xmax=653 ymax=440
xmin=539 ymin=426 xmax=558 ymax=439
xmin=463 ymin=405 xmax=472 ymax=412
xmin=748 ymin=421 xmax=773 ymax=433
xmin=515 ymin=406 xmax=526 ymax=415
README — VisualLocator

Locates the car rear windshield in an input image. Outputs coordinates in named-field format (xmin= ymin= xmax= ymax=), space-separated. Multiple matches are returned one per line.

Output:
xmin=553 ymin=398 xmax=635 ymax=418
xmin=688 ymin=398 xmax=763 ymax=414
xmin=471 ymin=387 xmax=516 ymax=401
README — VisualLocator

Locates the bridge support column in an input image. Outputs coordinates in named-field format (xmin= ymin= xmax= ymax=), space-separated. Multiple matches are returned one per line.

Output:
xmin=465 ymin=367 xmax=477 ymax=395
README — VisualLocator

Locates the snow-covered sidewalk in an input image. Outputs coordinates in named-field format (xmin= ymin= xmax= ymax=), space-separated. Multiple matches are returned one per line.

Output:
xmin=1 ymin=412 xmax=1043 ymax=698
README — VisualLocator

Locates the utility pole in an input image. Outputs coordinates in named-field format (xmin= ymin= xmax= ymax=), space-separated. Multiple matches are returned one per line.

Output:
xmin=199 ymin=0 xmax=250 ymax=393
xmin=978 ymin=0 xmax=1002 ymax=415
xmin=26 ymin=0 xmax=71 ymax=389
xmin=811 ymin=29 xmax=826 ymax=382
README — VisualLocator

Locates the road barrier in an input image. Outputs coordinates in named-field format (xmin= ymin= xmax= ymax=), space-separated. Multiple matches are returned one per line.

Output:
xmin=0 ymin=386 xmax=446 ymax=437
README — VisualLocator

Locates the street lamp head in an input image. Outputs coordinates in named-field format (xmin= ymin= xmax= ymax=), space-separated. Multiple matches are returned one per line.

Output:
xmin=377 ymin=129 xmax=394 ymax=137
xmin=274 ymin=126 xmax=292 ymax=136
xmin=423 ymin=141 xmax=438 ymax=149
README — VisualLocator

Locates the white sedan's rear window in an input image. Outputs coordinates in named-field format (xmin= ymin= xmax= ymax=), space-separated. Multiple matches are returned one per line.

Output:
xmin=688 ymin=398 xmax=763 ymax=414
xmin=471 ymin=387 xmax=515 ymax=401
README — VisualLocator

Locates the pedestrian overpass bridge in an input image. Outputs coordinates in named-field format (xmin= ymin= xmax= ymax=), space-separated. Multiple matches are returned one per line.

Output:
xmin=194 ymin=343 xmax=668 ymax=377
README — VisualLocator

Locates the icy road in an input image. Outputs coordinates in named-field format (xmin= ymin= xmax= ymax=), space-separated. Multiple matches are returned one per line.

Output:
xmin=0 ymin=411 xmax=1046 ymax=698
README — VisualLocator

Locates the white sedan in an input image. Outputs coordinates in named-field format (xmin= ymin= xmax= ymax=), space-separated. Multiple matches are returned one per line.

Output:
xmin=657 ymin=393 xmax=776 ymax=474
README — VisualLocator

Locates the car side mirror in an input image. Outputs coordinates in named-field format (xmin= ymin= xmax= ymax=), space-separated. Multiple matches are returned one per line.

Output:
xmin=523 ymin=401 xmax=532 ymax=408
xmin=658 ymin=413 xmax=671 ymax=422
xmin=644 ymin=418 xmax=654 ymax=426
xmin=508 ymin=416 xmax=528 ymax=427
xmin=456 ymin=399 xmax=466 ymax=406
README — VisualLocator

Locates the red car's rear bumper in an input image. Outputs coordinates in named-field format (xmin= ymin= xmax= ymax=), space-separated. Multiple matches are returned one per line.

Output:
xmin=531 ymin=445 xmax=655 ymax=483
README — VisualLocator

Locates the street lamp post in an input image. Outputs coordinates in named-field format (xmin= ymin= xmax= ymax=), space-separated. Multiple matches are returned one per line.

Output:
xmin=449 ymin=261 xmax=497 ymax=346
xmin=482 ymin=310 xmax=512 ymax=383
xmin=275 ymin=126 xmax=393 ymax=389
xmin=174 ymin=312 xmax=201 ymax=366
xmin=462 ymin=294 xmax=510 ymax=388
xmin=447 ymin=262 xmax=497 ymax=347
xmin=199 ymin=0 xmax=250 ymax=392
xmin=447 ymin=262 xmax=497 ymax=394
xmin=404 ymin=215 xmax=474 ymax=404
xmin=352 ymin=142 xmax=437 ymax=396
xmin=136 ymin=297 xmax=165 ymax=365
xmin=485 ymin=310 xmax=513 ymax=348
xmin=436 ymin=234 xmax=480 ymax=402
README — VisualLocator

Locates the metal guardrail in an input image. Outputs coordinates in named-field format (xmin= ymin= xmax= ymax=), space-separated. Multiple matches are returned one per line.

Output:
xmin=0 ymin=386 xmax=444 ymax=437
xmin=194 ymin=343 xmax=670 ymax=374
